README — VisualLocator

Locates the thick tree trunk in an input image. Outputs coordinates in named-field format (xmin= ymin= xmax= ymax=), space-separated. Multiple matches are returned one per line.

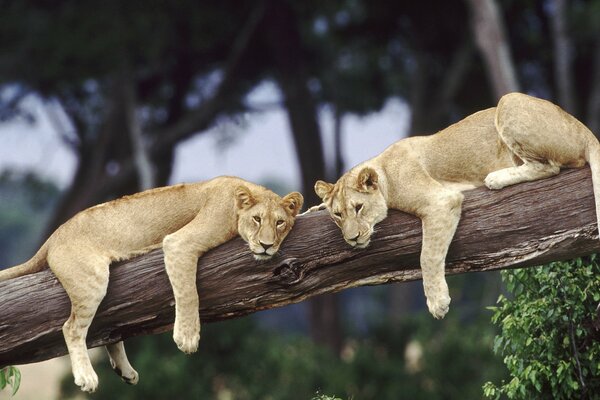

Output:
xmin=1 ymin=167 xmax=599 ymax=367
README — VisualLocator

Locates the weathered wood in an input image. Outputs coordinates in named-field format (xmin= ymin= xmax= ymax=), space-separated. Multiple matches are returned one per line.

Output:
xmin=1 ymin=167 xmax=598 ymax=366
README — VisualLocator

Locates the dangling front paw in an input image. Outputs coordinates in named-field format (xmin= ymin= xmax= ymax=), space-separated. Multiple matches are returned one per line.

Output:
xmin=73 ymin=363 xmax=99 ymax=393
xmin=173 ymin=316 xmax=201 ymax=354
xmin=426 ymin=294 xmax=451 ymax=319
xmin=484 ymin=171 xmax=507 ymax=190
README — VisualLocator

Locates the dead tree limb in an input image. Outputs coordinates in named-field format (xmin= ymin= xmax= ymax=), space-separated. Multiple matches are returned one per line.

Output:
xmin=1 ymin=167 xmax=599 ymax=367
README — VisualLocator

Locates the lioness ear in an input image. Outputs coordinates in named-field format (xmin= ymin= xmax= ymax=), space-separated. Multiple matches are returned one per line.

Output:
xmin=282 ymin=192 xmax=304 ymax=217
xmin=357 ymin=167 xmax=378 ymax=192
xmin=314 ymin=180 xmax=334 ymax=200
xmin=235 ymin=185 xmax=256 ymax=210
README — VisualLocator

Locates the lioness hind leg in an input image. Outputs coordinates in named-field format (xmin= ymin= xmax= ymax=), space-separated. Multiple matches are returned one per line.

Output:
xmin=106 ymin=341 xmax=139 ymax=385
xmin=484 ymin=162 xmax=560 ymax=190
xmin=48 ymin=251 xmax=110 ymax=393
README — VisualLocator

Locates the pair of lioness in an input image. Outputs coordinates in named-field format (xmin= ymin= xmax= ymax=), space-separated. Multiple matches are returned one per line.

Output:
xmin=2 ymin=92 xmax=599 ymax=392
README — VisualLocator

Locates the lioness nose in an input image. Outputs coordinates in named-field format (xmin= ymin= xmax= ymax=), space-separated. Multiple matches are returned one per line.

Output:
xmin=260 ymin=242 xmax=274 ymax=251
xmin=348 ymin=234 xmax=360 ymax=242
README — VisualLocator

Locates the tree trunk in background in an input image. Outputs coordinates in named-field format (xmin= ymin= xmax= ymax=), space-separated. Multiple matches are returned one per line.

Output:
xmin=466 ymin=0 xmax=519 ymax=99
xmin=333 ymin=107 xmax=345 ymax=179
xmin=263 ymin=0 xmax=341 ymax=355
xmin=408 ymin=50 xmax=429 ymax=136
xmin=550 ymin=0 xmax=576 ymax=114
xmin=122 ymin=69 xmax=156 ymax=191
xmin=587 ymin=39 xmax=600 ymax=136
xmin=43 ymin=80 xmax=135 ymax=239
xmin=40 ymin=3 xmax=265 ymax=239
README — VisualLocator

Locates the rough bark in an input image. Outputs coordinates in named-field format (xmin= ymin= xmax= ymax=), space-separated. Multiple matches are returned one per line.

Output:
xmin=1 ymin=167 xmax=599 ymax=367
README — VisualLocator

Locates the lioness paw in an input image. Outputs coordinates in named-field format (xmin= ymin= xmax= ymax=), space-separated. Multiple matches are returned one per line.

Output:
xmin=426 ymin=295 xmax=451 ymax=319
xmin=110 ymin=360 xmax=139 ymax=385
xmin=484 ymin=172 xmax=507 ymax=190
xmin=173 ymin=324 xmax=200 ymax=354
xmin=73 ymin=364 xmax=99 ymax=393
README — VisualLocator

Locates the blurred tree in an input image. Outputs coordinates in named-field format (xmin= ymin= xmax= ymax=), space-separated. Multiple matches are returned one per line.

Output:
xmin=0 ymin=0 xmax=268 ymax=237
xmin=466 ymin=0 xmax=520 ymax=99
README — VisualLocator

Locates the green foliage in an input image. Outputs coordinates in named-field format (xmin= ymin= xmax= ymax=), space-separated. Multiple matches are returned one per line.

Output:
xmin=312 ymin=394 xmax=344 ymax=400
xmin=0 ymin=366 xmax=21 ymax=396
xmin=60 ymin=312 xmax=504 ymax=400
xmin=484 ymin=256 xmax=600 ymax=399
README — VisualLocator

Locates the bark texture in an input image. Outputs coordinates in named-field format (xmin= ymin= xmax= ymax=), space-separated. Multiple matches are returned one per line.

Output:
xmin=1 ymin=167 xmax=599 ymax=367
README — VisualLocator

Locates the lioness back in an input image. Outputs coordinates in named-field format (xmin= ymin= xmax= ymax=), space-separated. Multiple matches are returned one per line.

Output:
xmin=49 ymin=176 xmax=250 ymax=261
xmin=381 ymin=108 xmax=515 ymax=186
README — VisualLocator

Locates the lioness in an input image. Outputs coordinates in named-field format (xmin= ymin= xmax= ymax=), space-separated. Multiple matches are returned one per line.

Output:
xmin=314 ymin=92 xmax=600 ymax=319
xmin=0 ymin=176 xmax=303 ymax=392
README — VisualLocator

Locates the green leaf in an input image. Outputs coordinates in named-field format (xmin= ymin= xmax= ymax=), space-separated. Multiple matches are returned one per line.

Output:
xmin=9 ymin=367 xmax=21 ymax=396
xmin=0 ymin=368 xmax=6 ymax=390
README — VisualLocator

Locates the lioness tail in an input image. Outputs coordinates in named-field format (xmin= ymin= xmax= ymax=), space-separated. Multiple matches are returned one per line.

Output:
xmin=0 ymin=241 xmax=49 ymax=281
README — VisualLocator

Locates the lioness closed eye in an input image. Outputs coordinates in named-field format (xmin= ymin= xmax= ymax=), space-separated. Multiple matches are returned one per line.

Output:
xmin=0 ymin=176 xmax=303 ymax=393
xmin=314 ymin=92 xmax=600 ymax=320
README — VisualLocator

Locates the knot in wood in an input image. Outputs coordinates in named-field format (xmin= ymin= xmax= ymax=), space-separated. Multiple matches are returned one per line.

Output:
xmin=272 ymin=258 xmax=304 ymax=285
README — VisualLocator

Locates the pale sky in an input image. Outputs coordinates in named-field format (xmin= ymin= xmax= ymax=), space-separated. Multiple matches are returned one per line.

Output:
xmin=0 ymin=82 xmax=409 ymax=191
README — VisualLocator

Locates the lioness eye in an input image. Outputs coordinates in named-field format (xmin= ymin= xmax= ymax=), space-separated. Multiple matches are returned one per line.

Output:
xmin=355 ymin=204 xmax=363 ymax=214
xmin=253 ymin=216 xmax=261 ymax=223
xmin=333 ymin=212 xmax=342 ymax=218
xmin=276 ymin=219 xmax=285 ymax=226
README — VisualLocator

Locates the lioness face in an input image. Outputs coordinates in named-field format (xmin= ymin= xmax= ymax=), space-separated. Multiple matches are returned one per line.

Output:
xmin=235 ymin=186 xmax=303 ymax=260
xmin=315 ymin=167 xmax=387 ymax=249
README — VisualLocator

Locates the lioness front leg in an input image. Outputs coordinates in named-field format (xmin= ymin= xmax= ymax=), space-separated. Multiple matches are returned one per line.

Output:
xmin=163 ymin=209 xmax=236 ymax=354
xmin=485 ymin=161 xmax=560 ymax=190
xmin=418 ymin=191 xmax=463 ymax=319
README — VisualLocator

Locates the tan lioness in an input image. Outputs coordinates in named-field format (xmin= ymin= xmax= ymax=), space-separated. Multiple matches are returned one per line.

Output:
xmin=0 ymin=176 xmax=303 ymax=392
xmin=314 ymin=92 xmax=600 ymax=319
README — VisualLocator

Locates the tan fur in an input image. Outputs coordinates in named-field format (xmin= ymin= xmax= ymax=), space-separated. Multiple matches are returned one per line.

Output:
xmin=315 ymin=92 xmax=600 ymax=319
xmin=0 ymin=176 xmax=303 ymax=393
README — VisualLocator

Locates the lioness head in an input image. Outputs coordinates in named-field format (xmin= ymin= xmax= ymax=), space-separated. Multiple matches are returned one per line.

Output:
xmin=235 ymin=186 xmax=303 ymax=260
xmin=315 ymin=167 xmax=387 ymax=248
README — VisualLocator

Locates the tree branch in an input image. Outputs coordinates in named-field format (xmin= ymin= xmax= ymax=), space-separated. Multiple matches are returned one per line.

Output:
xmin=1 ymin=167 xmax=599 ymax=366
xmin=150 ymin=0 xmax=265 ymax=152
